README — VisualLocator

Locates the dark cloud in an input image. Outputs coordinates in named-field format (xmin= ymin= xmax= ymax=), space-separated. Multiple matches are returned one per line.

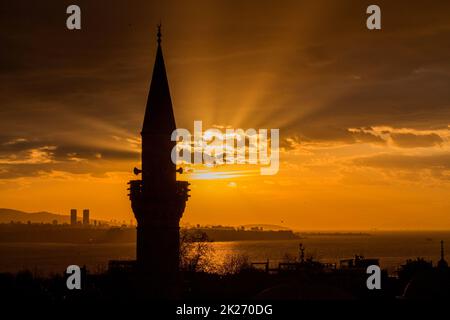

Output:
xmin=354 ymin=153 xmax=450 ymax=171
xmin=0 ymin=136 xmax=43 ymax=152
xmin=0 ymin=153 xmax=138 ymax=179
xmin=1 ymin=0 xmax=449 ymax=178
xmin=0 ymin=159 xmax=135 ymax=179
xmin=288 ymin=127 xmax=385 ymax=145
xmin=0 ymin=164 xmax=52 ymax=179
xmin=0 ymin=135 xmax=138 ymax=161
xmin=390 ymin=132 xmax=444 ymax=148
xmin=0 ymin=134 xmax=139 ymax=179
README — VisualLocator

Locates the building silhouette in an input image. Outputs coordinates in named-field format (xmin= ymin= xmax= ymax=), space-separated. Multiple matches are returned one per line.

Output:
xmin=438 ymin=240 xmax=448 ymax=269
xmin=70 ymin=209 xmax=77 ymax=226
xmin=82 ymin=209 xmax=90 ymax=225
xmin=128 ymin=25 xmax=190 ymax=296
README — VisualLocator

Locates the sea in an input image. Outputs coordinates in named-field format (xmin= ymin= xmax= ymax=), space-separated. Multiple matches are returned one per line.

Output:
xmin=1 ymin=231 xmax=449 ymax=276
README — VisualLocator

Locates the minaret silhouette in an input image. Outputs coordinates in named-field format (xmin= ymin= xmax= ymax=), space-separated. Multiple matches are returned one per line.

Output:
xmin=438 ymin=240 xmax=448 ymax=269
xmin=128 ymin=25 xmax=190 ymax=297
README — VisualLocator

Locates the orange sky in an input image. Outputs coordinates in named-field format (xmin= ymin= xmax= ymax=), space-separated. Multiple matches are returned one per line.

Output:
xmin=1 ymin=0 xmax=450 ymax=230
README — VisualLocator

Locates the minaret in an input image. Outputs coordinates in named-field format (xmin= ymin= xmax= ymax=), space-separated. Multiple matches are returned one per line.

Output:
xmin=128 ymin=25 xmax=190 ymax=296
xmin=438 ymin=240 xmax=448 ymax=269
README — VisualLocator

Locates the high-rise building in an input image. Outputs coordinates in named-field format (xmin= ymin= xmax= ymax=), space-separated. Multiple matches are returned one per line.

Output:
xmin=70 ymin=209 xmax=77 ymax=226
xmin=83 ymin=209 xmax=90 ymax=225
xmin=128 ymin=25 xmax=190 ymax=296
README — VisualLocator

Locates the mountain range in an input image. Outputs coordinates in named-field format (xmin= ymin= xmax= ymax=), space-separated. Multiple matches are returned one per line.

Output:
xmin=0 ymin=208 xmax=70 ymax=224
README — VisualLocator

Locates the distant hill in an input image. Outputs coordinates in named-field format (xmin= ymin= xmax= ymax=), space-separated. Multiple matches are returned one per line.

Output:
xmin=0 ymin=208 xmax=70 ymax=224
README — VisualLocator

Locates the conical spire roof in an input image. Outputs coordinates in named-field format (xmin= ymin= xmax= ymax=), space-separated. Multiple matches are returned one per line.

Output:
xmin=142 ymin=25 xmax=176 ymax=135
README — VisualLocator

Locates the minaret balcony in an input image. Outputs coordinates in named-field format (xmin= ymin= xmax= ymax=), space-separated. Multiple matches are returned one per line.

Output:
xmin=128 ymin=179 xmax=190 ymax=202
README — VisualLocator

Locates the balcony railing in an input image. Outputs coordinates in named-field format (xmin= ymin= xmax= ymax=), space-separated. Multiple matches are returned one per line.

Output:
xmin=128 ymin=180 xmax=190 ymax=202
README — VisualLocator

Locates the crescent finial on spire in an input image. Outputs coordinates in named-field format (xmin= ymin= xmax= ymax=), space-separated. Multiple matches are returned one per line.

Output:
xmin=157 ymin=22 xmax=162 ymax=45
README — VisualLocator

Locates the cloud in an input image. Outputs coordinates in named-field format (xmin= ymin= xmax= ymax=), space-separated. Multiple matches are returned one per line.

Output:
xmin=0 ymin=136 xmax=139 ymax=179
xmin=350 ymin=152 xmax=450 ymax=184
xmin=390 ymin=132 xmax=444 ymax=148
xmin=353 ymin=152 xmax=450 ymax=171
